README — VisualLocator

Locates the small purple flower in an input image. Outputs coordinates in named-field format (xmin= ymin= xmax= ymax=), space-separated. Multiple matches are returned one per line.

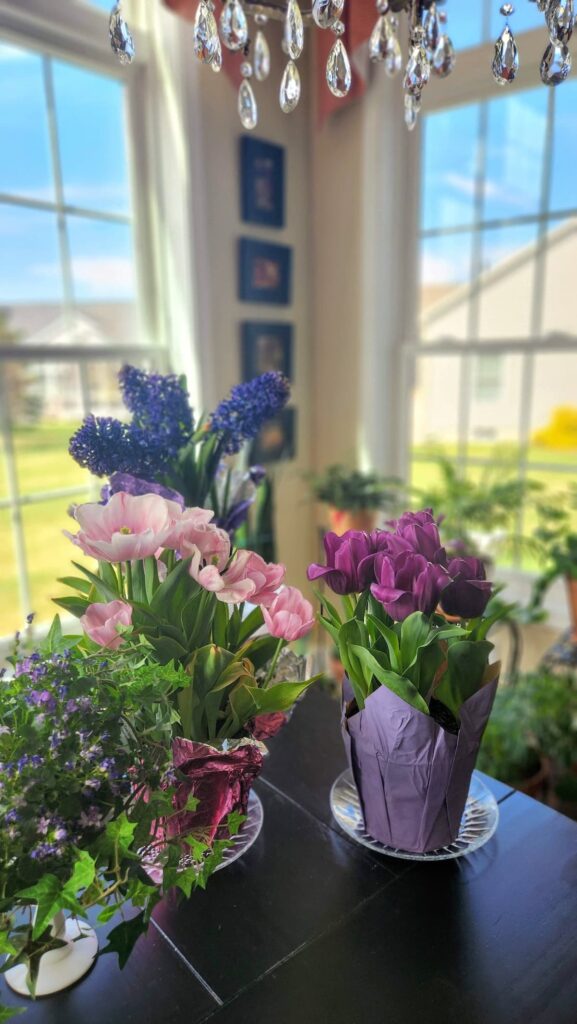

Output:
xmin=5 ymin=809 xmax=19 ymax=824
xmin=371 ymin=552 xmax=450 ymax=621
xmin=26 ymin=690 xmax=56 ymax=712
xmin=79 ymin=806 xmax=103 ymax=829
xmin=37 ymin=815 xmax=52 ymax=835
xmin=440 ymin=557 xmax=492 ymax=619
xmin=26 ymin=612 xmax=35 ymax=625
xmin=54 ymin=827 xmax=67 ymax=842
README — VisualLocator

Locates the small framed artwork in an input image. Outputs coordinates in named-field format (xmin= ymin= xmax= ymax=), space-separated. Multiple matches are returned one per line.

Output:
xmin=250 ymin=407 xmax=297 ymax=464
xmin=238 ymin=238 xmax=292 ymax=305
xmin=240 ymin=136 xmax=285 ymax=228
xmin=241 ymin=322 xmax=293 ymax=382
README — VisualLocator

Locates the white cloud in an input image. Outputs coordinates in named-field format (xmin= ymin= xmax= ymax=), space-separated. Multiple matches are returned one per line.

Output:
xmin=32 ymin=258 xmax=135 ymax=297
xmin=421 ymin=252 xmax=465 ymax=285
xmin=0 ymin=44 xmax=32 ymax=63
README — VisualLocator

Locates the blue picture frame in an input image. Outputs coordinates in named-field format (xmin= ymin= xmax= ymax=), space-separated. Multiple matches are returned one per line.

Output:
xmin=238 ymin=238 xmax=292 ymax=305
xmin=249 ymin=407 xmax=297 ymax=464
xmin=241 ymin=322 xmax=293 ymax=382
xmin=240 ymin=136 xmax=285 ymax=228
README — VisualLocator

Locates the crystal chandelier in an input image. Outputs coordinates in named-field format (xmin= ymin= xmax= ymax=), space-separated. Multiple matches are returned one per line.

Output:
xmin=109 ymin=1 xmax=575 ymax=131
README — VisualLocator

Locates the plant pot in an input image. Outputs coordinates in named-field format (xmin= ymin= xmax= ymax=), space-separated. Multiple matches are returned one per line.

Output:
xmin=5 ymin=910 xmax=98 ymax=997
xmin=566 ymin=576 xmax=577 ymax=642
xmin=518 ymin=756 xmax=551 ymax=802
xmin=166 ymin=737 xmax=264 ymax=844
xmin=341 ymin=673 xmax=498 ymax=854
xmin=328 ymin=507 xmax=378 ymax=536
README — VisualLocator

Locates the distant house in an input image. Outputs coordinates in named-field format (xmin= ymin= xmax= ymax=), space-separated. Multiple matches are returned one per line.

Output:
xmin=1 ymin=302 xmax=138 ymax=422
xmin=415 ymin=219 xmax=577 ymax=449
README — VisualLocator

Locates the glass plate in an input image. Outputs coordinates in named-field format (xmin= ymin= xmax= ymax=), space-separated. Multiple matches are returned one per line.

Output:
xmin=330 ymin=769 xmax=499 ymax=862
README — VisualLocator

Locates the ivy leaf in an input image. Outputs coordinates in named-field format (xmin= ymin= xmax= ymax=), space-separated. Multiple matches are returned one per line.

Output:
xmin=98 ymin=813 xmax=137 ymax=860
xmin=16 ymin=875 xmax=63 ymax=940
xmin=64 ymin=850 xmax=96 ymax=899
xmin=101 ymin=912 xmax=149 ymax=969
xmin=0 ymin=1003 xmax=26 ymax=1021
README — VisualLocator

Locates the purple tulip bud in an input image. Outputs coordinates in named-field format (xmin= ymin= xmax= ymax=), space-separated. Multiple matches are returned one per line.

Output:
xmin=441 ymin=557 xmax=492 ymax=619
xmin=371 ymin=551 xmax=450 ymax=621
xmin=387 ymin=508 xmax=447 ymax=565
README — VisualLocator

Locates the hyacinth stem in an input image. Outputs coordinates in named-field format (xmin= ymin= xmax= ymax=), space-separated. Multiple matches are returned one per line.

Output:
xmin=263 ymin=638 xmax=284 ymax=689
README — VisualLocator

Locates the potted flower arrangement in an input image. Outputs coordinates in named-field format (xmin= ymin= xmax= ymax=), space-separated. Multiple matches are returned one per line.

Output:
xmin=531 ymin=486 xmax=577 ymax=640
xmin=0 ymin=622 xmax=238 ymax=1014
xmin=57 ymin=489 xmax=318 ymax=843
xmin=308 ymin=509 xmax=503 ymax=854
xmin=308 ymin=464 xmax=401 ymax=536
xmin=68 ymin=365 xmax=290 ymax=541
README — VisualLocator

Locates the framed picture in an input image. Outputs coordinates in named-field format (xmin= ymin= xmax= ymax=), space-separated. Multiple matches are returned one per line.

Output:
xmin=249 ymin=407 xmax=296 ymax=464
xmin=240 ymin=136 xmax=285 ymax=228
xmin=241 ymin=322 xmax=293 ymax=382
xmin=238 ymin=239 xmax=292 ymax=305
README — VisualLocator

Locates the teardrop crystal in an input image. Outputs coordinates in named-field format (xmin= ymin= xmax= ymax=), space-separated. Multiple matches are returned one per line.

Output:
xmin=284 ymin=0 xmax=304 ymax=61
xmin=540 ymin=40 xmax=572 ymax=84
xmin=312 ymin=0 xmax=345 ymax=30
xmin=109 ymin=4 xmax=135 ymax=65
xmin=220 ymin=0 xmax=248 ymax=52
xmin=254 ymin=30 xmax=271 ymax=81
xmin=369 ymin=15 xmax=390 ymax=62
xmin=193 ymin=1 xmax=220 ymax=65
xmin=211 ymin=34 xmax=223 ymax=71
xmin=492 ymin=24 xmax=519 ymax=85
xmin=279 ymin=59 xmax=301 ymax=113
xmin=432 ymin=34 xmax=456 ymax=78
xmin=404 ymin=42 xmax=430 ymax=94
xmin=326 ymin=38 xmax=352 ymax=97
xmin=385 ymin=30 xmax=402 ymax=77
xmin=546 ymin=0 xmax=574 ymax=45
xmin=404 ymin=92 xmax=421 ymax=132
xmin=423 ymin=3 xmax=440 ymax=56
xmin=238 ymin=79 xmax=258 ymax=130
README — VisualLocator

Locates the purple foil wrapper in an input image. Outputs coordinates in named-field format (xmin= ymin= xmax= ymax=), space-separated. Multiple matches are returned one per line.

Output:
xmin=342 ymin=672 xmax=498 ymax=854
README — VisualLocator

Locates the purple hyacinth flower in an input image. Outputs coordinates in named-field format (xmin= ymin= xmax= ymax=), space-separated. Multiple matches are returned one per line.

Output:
xmin=106 ymin=472 xmax=185 ymax=507
xmin=440 ymin=557 xmax=492 ymax=619
xmin=371 ymin=551 xmax=450 ymax=621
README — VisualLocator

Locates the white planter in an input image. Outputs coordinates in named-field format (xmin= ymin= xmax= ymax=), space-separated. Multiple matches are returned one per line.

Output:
xmin=5 ymin=910 xmax=98 ymax=997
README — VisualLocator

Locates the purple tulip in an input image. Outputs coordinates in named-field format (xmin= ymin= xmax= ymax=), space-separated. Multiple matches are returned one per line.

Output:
xmin=387 ymin=508 xmax=447 ymax=565
xmin=440 ymin=557 xmax=492 ymax=619
xmin=307 ymin=530 xmax=391 ymax=596
xmin=105 ymin=472 xmax=185 ymax=508
xmin=371 ymin=551 xmax=450 ymax=621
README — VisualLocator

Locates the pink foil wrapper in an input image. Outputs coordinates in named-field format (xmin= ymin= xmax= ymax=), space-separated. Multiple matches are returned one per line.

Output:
xmin=251 ymin=712 xmax=289 ymax=741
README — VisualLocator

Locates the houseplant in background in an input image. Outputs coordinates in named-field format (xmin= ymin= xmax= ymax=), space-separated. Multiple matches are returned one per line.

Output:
xmin=530 ymin=485 xmax=577 ymax=640
xmin=57 ymin=489 xmax=318 ymax=845
xmin=308 ymin=509 xmax=505 ymax=855
xmin=68 ymin=365 xmax=290 ymax=546
xmin=0 ymin=624 xmax=237 ymax=1016
xmin=308 ymin=463 xmax=401 ymax=536
xmin=414 ymin=455 xmax=542 ymax=567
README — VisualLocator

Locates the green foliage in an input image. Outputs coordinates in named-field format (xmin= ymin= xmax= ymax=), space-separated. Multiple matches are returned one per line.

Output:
xmin=308 ymin=464 xmax=402 ymax=512
xmin=531 ymin=484 xmax=577 ymax=610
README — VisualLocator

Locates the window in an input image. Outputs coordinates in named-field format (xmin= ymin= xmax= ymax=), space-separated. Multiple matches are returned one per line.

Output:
xmin=410 ymin=48 xmax=577 ymax=569
xmin=0 ymin=28 xmax=164 ymax=639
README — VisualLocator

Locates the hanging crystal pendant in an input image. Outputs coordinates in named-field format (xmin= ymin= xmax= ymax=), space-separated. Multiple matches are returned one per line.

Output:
xmin=312 ymin=0 xmax=345 ymax=30
xmin=326 ymin=38 xmax=352 ymax=97
xmin=492 ymin=24 xmax=519 ymax=85
xmin=404 ymin=92 xmax=421 ymax=131
xmin=238 ymin=79 xmax=258 ymax=129
xmin=211 ymin=34 xmax=223 ymax=71
xmin=284 ymin=0 xmax=304 ymax=61
xmin=254 ymin=30 xmax=271 ymax=81
xmin=540 ymin=40 xmax=572 ymax=83
xmin=219 ymin=0 xmax=248 ymax=51
xmin=384 ymin=18 xmax=402 ymax=77
xmin=193 ymin=1 xmax=220 ymax=64
xmin=423 ymin=2 xmax=440 ymax=57
xmin=369 ymin=15 xmax=389 ymax=62
xmin=109 ymin=4 xmax=135 ymax=65
xmin=404 ymin=31 xmax=431 ymax=95
xmin=432 ymin=34 xmax=456 ymax=78
xmin=546 ymin=0 xmax=574 ymax=45
xmin=280 ymin=60 xmax=301 ymax=112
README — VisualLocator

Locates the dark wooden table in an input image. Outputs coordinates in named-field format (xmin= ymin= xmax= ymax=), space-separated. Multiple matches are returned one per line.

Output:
xmin=3 ymin=688 xmax=577 ymax=1024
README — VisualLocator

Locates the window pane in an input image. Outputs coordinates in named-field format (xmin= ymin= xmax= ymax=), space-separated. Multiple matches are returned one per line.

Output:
xmin=446 ymin=3 xmax=484 ymax=52
xmin=411 ymin=355 xmax=461 ymax=455
xmin=483 ymin=90 xmax=548 ymax=222
xmin=52 ymin=60 xmax=131 ymax=215
xmin=550 ymin=81 xmax=577 ymax=214
xmin=468 ymin=352 xmax=524 ymax=446
xmin=0 ymin=206 xmax=63 ymax=303
xmin=489 ymin=4 xmax=544 ymax=37
xmin=529 ymin=352 xmax=577 ymax=466
xmin=419 ymin=233 xmax=474 ymax=341
xmin=0 ymin=44 xmax=54 ymax=202
xmin=0 ymin=508 xmax=21 ymax=637
xmin=67 ymin=216 xmax=136 ymax=302
xmin=23 ymin=495 xmax=92 ymax=629
xmin=421 ymin=105 xmax=480 ymax=231
xmin=541 ymin=216 xmax=577 ymax=337
xmin=477 ymin=223 xmax=538 ymax=340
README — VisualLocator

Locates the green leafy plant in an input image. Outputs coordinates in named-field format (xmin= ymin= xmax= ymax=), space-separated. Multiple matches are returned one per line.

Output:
xmin=308 ymin=464 xmax=401 ymax=513
xmin=530 ymin=485 xmax=577 ymax=612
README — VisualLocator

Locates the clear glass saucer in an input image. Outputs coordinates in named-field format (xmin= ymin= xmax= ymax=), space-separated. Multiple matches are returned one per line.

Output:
xmin=330 ymin=769 xmax=499 ymax=862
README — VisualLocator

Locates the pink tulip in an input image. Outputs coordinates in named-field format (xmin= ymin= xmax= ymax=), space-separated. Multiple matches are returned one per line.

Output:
xmin=66 ymin=491 xmax=182 ymax=562
xmin=80 ymin=600 xmax=132 ymax=650
xmin=179 ymin=522 xmax=231 ymax=571
xmin=237 ymin=551 xmax=286 ymax=606
xmin=262 ymin=586 xmax=315 ymax=642
xmin=190 ymin=549 xmax=286 ymax=606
